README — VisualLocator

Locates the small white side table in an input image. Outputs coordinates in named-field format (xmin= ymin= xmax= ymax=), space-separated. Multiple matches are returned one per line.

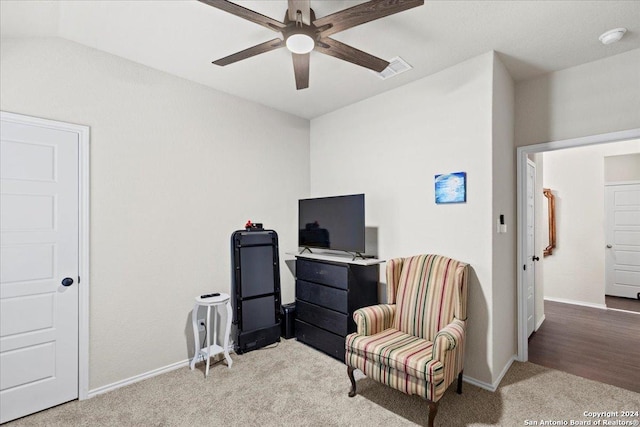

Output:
xmin=190 ymin=293 xmax=233 ymax=378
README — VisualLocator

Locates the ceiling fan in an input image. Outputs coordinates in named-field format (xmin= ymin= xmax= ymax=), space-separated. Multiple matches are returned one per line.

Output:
xmin=198 ymin=0 xmax=424 ymax=90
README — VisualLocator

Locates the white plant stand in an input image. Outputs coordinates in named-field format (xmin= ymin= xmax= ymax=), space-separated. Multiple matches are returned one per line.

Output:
xmin=190 ymin=293 xmax=233 ymax=378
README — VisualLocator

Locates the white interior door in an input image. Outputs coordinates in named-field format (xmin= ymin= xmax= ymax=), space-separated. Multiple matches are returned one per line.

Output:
xmin=605 ymin=183 xmax=640 ymax=299
xmin=525 ymin=160 xmax=536 ymax=336
xmin=0 ymin=117 xmax=79 ymax=423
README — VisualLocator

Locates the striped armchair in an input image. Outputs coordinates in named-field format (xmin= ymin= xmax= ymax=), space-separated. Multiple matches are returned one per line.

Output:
xmin=345 ymin=254 xmax=469 ymax=427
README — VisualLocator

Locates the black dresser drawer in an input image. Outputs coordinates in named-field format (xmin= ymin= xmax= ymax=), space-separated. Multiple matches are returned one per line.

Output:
xmin=296 ymin=279 xmax=348 ymax=313
xmin=296 ymin=259 xmax=348 ymax=289
xmin=295 ymin=320 xmax=345 ymax=361
xmin=294 ymin=256 xmax=379 ymax=361
xmin=296 ymin=300 xmax=348 ymax=336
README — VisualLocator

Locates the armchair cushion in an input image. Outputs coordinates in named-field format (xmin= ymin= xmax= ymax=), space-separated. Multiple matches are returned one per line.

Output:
xmin=346 ymin=329 xmax=444 ymax=383
xmin=394 ymin=255 xmax=468 ymax=341
xmin=353 ymin=304 xmax=396 ymax=336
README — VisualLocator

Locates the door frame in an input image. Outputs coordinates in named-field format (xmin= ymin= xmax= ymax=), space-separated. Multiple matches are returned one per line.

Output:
xmin=1 ymin=111 xmax=90 ymax=400
xmin=516 ymin=127 xmax=640 ymax=362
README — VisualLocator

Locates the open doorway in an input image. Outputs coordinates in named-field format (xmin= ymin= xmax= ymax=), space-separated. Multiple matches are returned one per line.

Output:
xmin=533 ymin=140 xmax=640 ymax=313
xmin=517 ymin=129 xmax=640 ymax=382
xmin=528 ymin=141 xmax=640 ymax=392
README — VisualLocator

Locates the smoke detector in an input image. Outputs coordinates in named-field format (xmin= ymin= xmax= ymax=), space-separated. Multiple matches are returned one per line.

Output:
xmin=599 ymin=28 xmax=627 ymax=45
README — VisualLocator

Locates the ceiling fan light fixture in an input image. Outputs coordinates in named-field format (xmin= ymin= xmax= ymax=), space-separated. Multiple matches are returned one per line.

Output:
xmin=599 ymin=28 xmax=627 ymax=45
xmin=286 ymin=33 xmax=315 ymax=54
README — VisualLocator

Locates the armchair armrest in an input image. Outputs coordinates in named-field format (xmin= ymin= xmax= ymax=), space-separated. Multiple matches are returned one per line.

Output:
xmin=432 ymin=318 xmax=465 ymax=362
xmin=353 ymin=304 xmax=396 ymax=336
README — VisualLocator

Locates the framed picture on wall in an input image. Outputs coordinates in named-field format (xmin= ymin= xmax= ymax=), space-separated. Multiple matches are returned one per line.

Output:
xmin=435 ymin=172 xmax=467 ymax=204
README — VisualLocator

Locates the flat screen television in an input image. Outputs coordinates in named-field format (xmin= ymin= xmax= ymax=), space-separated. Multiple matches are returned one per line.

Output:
xmin=298 ymin=194 xmax=365 ymax=254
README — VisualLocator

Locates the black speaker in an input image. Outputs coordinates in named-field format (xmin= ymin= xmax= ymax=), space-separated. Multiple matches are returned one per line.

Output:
xmin=281 ymin=303 xmax=296 ymax=339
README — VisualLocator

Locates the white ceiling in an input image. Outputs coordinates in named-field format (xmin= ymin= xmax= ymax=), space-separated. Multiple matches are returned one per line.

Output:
xmin=2 ymin=0 xmax=639 ymax=119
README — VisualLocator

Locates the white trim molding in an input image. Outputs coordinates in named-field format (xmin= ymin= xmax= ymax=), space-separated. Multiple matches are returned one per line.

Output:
xmin=463 ymin=356 xmax=517 ymax=392
xmin=604 ymin=180 xmax=640 ymax=187
xmin=535 ymin=314 xmax=546 ymax=331
xmin=544 ymin=297 xmax=607 ymax=310
xmin=88 ymin=359 xmax=190 ymax=398
xmin=0 ymin=111 xmax=91 ymax=400
xmin=516 ymin=127 xmax=640 ymax=363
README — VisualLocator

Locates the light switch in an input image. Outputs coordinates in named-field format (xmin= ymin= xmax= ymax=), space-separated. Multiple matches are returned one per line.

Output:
xmin=496 ymin=214 xmax=508 ymax=234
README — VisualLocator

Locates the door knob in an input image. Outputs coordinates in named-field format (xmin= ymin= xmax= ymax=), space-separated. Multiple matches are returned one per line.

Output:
xmin=61 ymin=277 xmax=74 ymax=287
xmin=606 ymin=244 xmax=612 ymax=249
xmin=532 ymin=256 xmax=540 ymax=261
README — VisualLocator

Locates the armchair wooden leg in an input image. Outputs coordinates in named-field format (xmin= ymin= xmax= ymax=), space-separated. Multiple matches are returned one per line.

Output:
xmin=427 ymin=400 xmax=439 ymax=427
xmin=347 ymin=366 xmax=357 ymax=397
xmin=457 ymin=370 xmax=463 ymax=394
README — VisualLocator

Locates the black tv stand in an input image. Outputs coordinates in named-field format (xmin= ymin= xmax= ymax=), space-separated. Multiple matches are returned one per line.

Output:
xmin=300 ymin=247 xmax=313 ymax=254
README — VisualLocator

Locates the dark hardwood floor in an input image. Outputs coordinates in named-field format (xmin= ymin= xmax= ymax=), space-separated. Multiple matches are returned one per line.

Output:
xmin=606 ymin=295 xmax=640 ymax=313
xmin=528 ymin=300 xmax=640 ymax=393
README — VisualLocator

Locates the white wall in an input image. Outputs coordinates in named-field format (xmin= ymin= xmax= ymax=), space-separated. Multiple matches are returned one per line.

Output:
xmin=542 ymin=139 xmax=640 ymax=306
xmin=515 ymin=49 xmax=640 ymax=147
xmin=491 ymin=54 xmax=516 ymax=376
xmin=605 ymin=153 xmax=640 ymax=182
xmin=311 ymin=52 xmax=497 ymax=385
xmin=0 ymin=38 xmax=310 ymax=389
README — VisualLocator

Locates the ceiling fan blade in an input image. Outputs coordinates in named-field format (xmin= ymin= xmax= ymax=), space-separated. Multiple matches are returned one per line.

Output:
xmin=292 ymin=53 xmax=310 ymax=90
xmin=198 ymin=0 xmax=285 ymax=32
xmin=213 ymin=38 xmax=284 ymax=66
xmin=314 ymin=0 xmax=424 ymax=38
xmin=288 ymin=0 xmax=311 ymax=25
xmin=316 ymin=38 xmax=389 ymax=72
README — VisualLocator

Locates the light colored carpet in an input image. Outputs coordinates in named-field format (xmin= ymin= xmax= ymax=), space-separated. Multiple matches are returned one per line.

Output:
xmin=7 ymin=338 xmax=640 ymax=426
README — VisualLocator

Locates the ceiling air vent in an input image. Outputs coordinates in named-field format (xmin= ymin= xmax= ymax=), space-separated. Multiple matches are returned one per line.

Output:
xmin=372 ymin=56 xmax=412 ymax=80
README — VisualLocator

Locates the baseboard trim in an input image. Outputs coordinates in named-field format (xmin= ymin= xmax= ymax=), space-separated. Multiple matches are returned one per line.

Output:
xmin=605 ymin=307 xmax=640 ymax=315
xmin=535 ymin=314 xmax=546 ymax=331
xmin=544 ymin=297 xmax=606 ymax=310
xmin=492 ymin=355 xmax=516 ymax=391
xmin=462 ymin=356 xmax=516 ymax=392
xmin=462 ymin=375 xmax=495 ymax=392
xmin=88 ymin=359 xmax=190 ymax=398
xmin=88 ymin=352 xmax=518 ymax=398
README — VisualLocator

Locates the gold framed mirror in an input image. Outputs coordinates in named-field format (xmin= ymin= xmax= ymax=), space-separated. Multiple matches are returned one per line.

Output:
xmin=543 ymin=188 xmax=556 ymax=256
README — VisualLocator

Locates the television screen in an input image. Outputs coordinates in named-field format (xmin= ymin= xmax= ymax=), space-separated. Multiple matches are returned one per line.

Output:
xmin=298 ymin=194 xmax=365 ymax=253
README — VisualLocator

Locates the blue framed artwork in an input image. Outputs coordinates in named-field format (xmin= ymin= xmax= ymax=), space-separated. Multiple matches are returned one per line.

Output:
xmin=435 ymin=172 xmax=467 ymax=204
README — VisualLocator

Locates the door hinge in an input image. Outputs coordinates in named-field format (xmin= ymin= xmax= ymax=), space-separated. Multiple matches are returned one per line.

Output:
xmin=523 ymin=264 xmax=526 ymax=271
xmin=78 ymin=276 xmax=81 ymax=284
